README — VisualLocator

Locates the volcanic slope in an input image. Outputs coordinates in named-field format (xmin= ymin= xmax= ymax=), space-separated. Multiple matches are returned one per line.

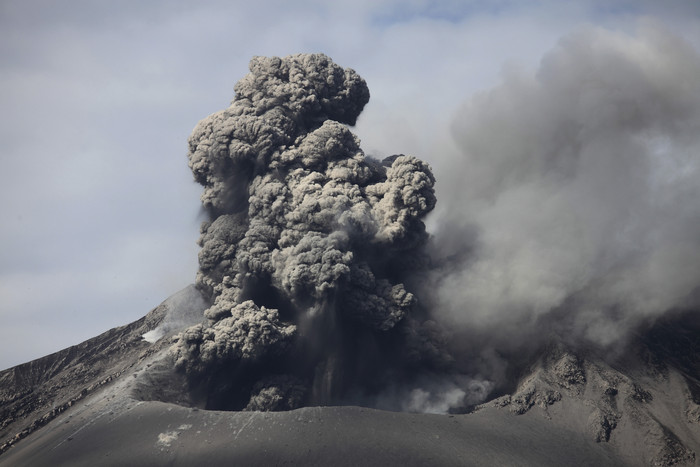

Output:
xmin=1 ymin=287 xmax=699 ymax=466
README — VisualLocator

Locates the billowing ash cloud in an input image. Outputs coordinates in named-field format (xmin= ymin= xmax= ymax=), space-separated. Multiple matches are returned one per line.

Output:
xmin=429 ymin=23 xmax=700 ymax=356
xmin=171 ymin=27 xmax=699 ymax=411
xmin=172 ymin=54 xmax=458 ymax=411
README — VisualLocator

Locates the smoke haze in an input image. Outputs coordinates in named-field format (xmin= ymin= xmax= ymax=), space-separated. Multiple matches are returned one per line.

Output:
xmin=429 ymin=23 xmax=700 ymax=356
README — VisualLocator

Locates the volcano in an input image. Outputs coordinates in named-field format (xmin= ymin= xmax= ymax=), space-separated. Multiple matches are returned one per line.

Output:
xmin=2 ymin=51 xmax=700 ymax=466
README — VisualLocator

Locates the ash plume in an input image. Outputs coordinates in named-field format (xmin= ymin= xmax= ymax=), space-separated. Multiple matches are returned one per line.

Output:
xmin=173 ymin=54 xmax=455 ymax=411
xmin=429 ymin=23 xmax=700 ymax=363
xmin=171 ymin=26 xmax=700 ymax=412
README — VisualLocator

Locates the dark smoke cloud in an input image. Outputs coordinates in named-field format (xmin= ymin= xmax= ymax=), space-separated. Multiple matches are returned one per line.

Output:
xmin=172 ymin=54 xmax=454 ymax=411
xmin=173 ymin=25 xmax=700 ymax=411
xmin=429 ymin=23 xmax=700 ymax=358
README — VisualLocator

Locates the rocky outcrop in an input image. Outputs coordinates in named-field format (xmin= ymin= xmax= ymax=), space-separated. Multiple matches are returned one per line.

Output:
xmin=485 ymin=336 xmax=700 ymax=466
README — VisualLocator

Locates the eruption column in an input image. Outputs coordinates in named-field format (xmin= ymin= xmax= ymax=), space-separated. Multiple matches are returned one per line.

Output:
xmin=172 ymin=54 xmax=444 ymax=411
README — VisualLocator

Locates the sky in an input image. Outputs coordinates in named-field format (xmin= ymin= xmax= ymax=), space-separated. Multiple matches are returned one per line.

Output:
xmin=1 ymin=0 xmax=699 ymax=371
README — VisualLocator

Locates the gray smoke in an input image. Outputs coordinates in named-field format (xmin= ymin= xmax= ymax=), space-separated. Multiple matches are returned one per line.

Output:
xmin=172 ymin=54 xmax=463 ymax=411
xmin=429 ymin=23 xmax=700 ymax=363
xmin=172 ymin=25 xmax=700 ymax=412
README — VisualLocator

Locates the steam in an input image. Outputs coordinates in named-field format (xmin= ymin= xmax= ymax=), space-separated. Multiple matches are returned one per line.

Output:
xmin=172 ymin=54 xmax=461 ymax=411
xmin=142 ymin=285 xmax=208 ymax=343
xmin=430 ymin=23 xmax=700 ymax=352
xmin=370 ymin=374 xmax=495 ymax=414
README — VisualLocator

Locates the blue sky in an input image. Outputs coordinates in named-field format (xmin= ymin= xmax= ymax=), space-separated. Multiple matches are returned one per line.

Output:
xmin=1 ymin=0 xmax=699 ymax=370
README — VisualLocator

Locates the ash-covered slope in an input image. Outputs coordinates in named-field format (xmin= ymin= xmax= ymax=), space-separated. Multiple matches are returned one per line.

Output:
xmin=0 ymin=285 xmax=206 ymax=455
xmin=0 ymin=403 xmax=621 ymax=467
xmin=483 ymin=318 xmax=700 ymax=466
xmin=0 ymin=309 xmax=158 ymax=454
xmin=1 ymin=300 xmax=699 ymax=466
